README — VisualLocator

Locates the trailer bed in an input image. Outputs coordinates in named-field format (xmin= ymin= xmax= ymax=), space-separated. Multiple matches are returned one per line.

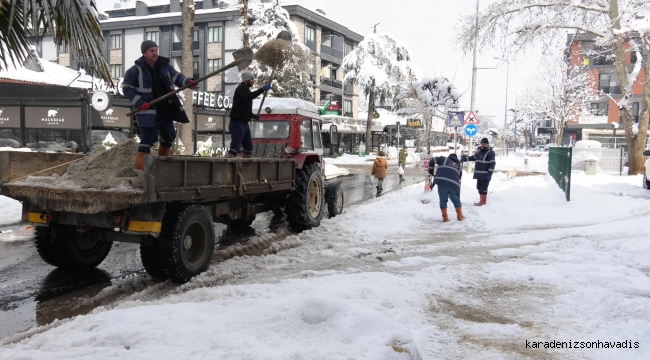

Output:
xmin=0 ymin=152 xmax=296 ymax=214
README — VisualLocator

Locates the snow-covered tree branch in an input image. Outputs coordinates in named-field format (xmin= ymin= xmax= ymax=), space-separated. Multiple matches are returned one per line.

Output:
xmin=457 ymin=0 xmax=650 ymax=174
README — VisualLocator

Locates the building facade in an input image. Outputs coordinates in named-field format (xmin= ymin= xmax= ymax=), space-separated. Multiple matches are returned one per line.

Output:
xmin=566 ymin=33 xmax=647 ymax=148
xmin=31 ymin=0 xmax=362 ymax=119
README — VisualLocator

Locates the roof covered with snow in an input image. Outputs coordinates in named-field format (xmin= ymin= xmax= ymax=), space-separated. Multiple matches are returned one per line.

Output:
xmin=252 ymin=97 xmax=320 ymax=115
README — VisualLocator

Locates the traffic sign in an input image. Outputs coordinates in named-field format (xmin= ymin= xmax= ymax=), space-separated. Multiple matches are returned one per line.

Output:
xmin=464 ymin=124 xmax=478 ymax=137
xmin=465 ymin=111 xmax=479 ymax=125
xmin=448 ymin=112 xmax=464 ymax=127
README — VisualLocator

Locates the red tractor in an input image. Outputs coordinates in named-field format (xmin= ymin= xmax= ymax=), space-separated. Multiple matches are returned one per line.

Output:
xmin=249 ymin=98 xmax=344 ymax=230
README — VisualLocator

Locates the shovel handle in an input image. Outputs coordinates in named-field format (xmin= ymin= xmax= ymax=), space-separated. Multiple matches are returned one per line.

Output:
xmin=126 ymin=57 xmax=247 ymax=117
xmin=257 ymin=69 xmax=276 ymax=116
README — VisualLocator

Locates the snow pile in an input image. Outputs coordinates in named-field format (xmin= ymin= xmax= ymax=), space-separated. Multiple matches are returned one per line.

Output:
xmin=252 ymin=97 xmax=319 ymax=114
xmin=13 ymin=139 xmax=143 ymax=190
xmin=327 ymin=154 xmax=375 ymax=165
xmin=495 ymin=152 xmax=548 ymax=173
xmin=324 ymin=163 xmax=349 ymax=179
xmin=0 ymin=195 xmax=22 ymax=226
xmin=575 ymin=140 xmax=602 ymax=148
xmin=0 ymin=147 xmax=32 ymax=153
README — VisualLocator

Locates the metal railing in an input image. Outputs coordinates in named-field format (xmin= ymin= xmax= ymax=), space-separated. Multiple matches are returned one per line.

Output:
xmin=572 ymin=147 xmax=624 ymax=175
xmin=549 ymin=147 xmax=572 ymax=201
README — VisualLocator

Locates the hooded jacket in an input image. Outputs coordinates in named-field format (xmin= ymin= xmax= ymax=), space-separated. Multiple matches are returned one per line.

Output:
xmin=122 ymin=56 xmax=192 ymax=127
xmin=371 ymin=156 xmax=388 ymax=179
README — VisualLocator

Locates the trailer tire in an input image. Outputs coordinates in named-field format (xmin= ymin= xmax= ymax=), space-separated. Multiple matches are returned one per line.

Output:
xmin=50 ymin=225 xmax=113 ymax=271
xmin=140 ymin=236 xmax=169 ymax=281
xmin=286 ymin=163 xmax=325 ymax=231
xmin=34 ymin=226 xmax=61 ymax=267
xmin=158 ymin=204 xmax=215 ymax=283
xmin=325 ymin=182 xmax=344 ymax=218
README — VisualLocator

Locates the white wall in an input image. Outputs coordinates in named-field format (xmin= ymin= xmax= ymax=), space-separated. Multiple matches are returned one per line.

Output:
xmin=41 ymin=37 xmax=57 ymax=62
xmin=124 ymin=28 xmax=144 ymax=65
xmin=223 ymin=51 xmax=239 ymax=83
xmin=224 ymin=20 xmax=242 ymax=50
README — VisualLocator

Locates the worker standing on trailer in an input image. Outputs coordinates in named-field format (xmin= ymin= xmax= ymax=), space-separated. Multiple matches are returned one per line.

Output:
xmin=123 ymin=40 xmax=198 ymax=170
xmin=227 ymin=70 xmax=271 ymax=158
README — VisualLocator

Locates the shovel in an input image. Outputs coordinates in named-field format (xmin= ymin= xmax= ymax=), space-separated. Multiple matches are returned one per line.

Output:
xmin=127 ymin=47 xmax=254 ymax=116
xmin=256 ymin=30 xmax=293 ymax=115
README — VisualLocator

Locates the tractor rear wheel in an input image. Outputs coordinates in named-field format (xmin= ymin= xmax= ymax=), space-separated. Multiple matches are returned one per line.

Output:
xmin=50 ymin=225 xmax=113 ymax=271
xmin=286 ymin=163 xmax=325 ymax=231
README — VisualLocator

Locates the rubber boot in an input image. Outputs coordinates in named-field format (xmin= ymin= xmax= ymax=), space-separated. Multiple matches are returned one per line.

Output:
xmin=158 ymin=146 xmax=171 ymax=157
xmin=441 ymin=208 xmax=449 ymax=222
xmin=135 ymin=152 xmax=147 ymax=170
xmin=474 ymin=194 xmax=486 ymax=207
xmin=483 ymin=194 xmax=488 ymax=205
xmin=455 ymin=207 xmax=464 ymax=221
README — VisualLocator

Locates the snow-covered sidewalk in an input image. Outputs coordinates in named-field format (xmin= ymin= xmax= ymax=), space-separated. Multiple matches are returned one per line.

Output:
xmin=1 ymin=172 xmax=649 ymax=359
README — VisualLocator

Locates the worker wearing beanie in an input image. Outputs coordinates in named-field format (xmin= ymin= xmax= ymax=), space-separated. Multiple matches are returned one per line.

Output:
xmin=227 ymin=70 xmax=271 ymax=158
xmin=122 ymin=40 xmax=198 ymax=169
xmin=462 ymin=137 xmax=496 ymax=206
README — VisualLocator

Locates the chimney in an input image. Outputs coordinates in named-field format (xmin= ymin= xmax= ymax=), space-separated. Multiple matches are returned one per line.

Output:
xmin=316 ymin=9 xmax=326 ymax=16
xmin=135 ymin=1 xmax=149 ymax=16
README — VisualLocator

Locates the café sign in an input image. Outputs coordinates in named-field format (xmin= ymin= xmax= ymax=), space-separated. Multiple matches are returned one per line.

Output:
xmin=25 ymin=107 xmax=81 ymax=129
xmin=192 ymin=91 xmax=232 ymax=109
xmin=91 ymin=106 xmax=131 ymax=128
xmin=0 ymin=107 xmax=20 ymax=128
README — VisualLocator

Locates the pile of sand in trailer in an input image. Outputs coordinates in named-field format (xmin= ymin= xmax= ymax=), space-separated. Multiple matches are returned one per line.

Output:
xmin=14 ymin=139 xmax=144 ymax=191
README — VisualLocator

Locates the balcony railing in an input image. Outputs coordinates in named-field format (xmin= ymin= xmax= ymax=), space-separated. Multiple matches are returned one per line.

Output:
xmin=172 ymin=41 xmax=200 ymax=51
xmin=321 ymin=78 xmax=343 ymax=89
xmin=320 ymin=45 xmax=343 ymax=60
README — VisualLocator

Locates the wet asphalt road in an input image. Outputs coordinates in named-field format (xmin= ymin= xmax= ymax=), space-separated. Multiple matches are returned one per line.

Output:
xmin=0 ymin=166 xmax=424 ymax=340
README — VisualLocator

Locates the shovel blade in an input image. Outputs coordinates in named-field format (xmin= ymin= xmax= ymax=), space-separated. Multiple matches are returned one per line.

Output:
xmin=233 ymin=47 xmax=254 ymax=71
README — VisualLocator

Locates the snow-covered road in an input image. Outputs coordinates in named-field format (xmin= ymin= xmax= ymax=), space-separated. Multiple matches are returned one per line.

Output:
xmin=1 ymin=172 xmax=649 ymax=359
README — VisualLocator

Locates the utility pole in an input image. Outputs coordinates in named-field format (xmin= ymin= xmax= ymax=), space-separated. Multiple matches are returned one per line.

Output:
xmin=464 ymin=0 xmax=480 ymax=156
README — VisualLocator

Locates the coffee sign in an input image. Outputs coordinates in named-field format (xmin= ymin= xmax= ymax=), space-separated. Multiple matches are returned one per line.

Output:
xmin=192 ymin=92 xmax=232 ymax=109
xmin=0 ymin=107 xmax=20 ymax=128
xmin=25 ymin=107 xmax=81 ymax=129
xmin=91 ymin=106 xmax=131 ymax=128
xmin=197 ymin=114 xmax=224 ymax=132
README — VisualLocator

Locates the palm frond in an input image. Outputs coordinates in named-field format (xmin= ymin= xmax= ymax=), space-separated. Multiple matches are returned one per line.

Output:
xmin=0 ymin=0 xmax=111 ymax=84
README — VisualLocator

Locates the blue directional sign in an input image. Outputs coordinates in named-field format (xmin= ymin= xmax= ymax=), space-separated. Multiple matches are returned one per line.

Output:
xmin=464 ymin=124 xmax=478 ymax=137
xmin=447 ymin=112 xmax=464 ymax=127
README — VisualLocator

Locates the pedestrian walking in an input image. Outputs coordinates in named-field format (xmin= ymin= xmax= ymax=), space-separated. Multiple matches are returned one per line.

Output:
xmin=398 ymin=145 xmax=407 ymax=182
xmin=371 ymin=150 xmax=388 ymax=195
xmin=462 ymin=137 xmax=496 ymax=206
xmin=227 ymin=70 xmax=271 ymax=158
xmin=123 ymin=40 xmax=198 ymax=169
xmin=431 ymin=153 xmax=464 ymax=222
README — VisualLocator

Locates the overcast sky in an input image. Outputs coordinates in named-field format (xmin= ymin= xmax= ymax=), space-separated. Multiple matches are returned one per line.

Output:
xmin=98 ymin=0 xmax=550 ymax=127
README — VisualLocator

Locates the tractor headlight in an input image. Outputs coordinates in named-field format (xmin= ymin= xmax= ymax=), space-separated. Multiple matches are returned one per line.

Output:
xmin=285 ymin=146 xmax=294 ymax=154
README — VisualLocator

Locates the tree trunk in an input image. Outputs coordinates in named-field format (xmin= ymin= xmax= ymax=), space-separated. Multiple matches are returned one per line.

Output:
xmin=610 ymin=0 xmax=647 ymax=174
xmin=555 ymin=118 xmax=564 ymax=146
xmin=178 ymin=0 xmax=195 ymax=155
xmin=242 ymin=0 xmax=250 ymax=47
xmin=365 ymin=91 xmax=375 ymax=154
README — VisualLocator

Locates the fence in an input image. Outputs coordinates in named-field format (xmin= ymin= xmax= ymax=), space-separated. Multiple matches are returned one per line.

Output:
xmin=549 ymin=148 xmax=572 ymax=201
xmin=572 ymin=147 xmax=624 ymax=175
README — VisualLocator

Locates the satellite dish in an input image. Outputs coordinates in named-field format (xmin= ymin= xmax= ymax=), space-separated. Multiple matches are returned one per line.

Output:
xmin=91 ymin=90 xmax=112 ymax=112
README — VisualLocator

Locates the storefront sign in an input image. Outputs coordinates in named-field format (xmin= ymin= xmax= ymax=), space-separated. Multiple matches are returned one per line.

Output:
xmin=90 ymin=106 xmax=131 ymax=128
xmin=580 ymin=115 xmax=608 ymax=125
xmin=25 ymin=107 xmax=81 ymax=129
xmin=319 ymin=100 xmax=340 ymax=115
xmin=0 ymin=107 xmax=20 ymax=128
xmin=407 ymin=119 xmax=422 ymax=127
xmin=192 ymin=92 xmax=232 ymax=109
xmin=197 ymin=114 xmax=225 ymax=132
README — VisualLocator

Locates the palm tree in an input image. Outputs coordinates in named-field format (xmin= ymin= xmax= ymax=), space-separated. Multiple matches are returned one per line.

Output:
xmin=0 ymin=0 xmax=111 ymax=83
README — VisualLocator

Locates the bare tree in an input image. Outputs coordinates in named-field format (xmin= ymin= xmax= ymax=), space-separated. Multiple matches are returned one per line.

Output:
xmin=457 ymin=0 xmax=650 ymax=174
xmin=177 ymin=0 xmax=196 ymax=155
xmin=518 ymin=52 xmax=598 ymax=146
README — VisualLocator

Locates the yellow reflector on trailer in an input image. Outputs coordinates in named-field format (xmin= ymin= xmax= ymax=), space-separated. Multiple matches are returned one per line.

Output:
xmin=128 ymin=221 xmax=162 ymax=233
xmin=27 ymin=212 xmax=47 ymax=224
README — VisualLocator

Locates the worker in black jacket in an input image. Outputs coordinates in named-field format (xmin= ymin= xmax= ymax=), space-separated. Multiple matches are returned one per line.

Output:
xmin=227 ymin=70 xmax=271 ymax=157
xmin=431 ymin=153 xmax=464 ymax=222
xmin=462 ymin=137 xmax=496 ymax=206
